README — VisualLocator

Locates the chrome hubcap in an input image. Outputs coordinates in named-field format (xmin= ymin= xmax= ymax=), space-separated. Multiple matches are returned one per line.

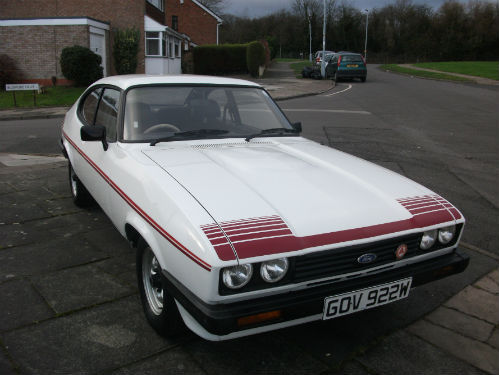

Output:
xmin=142 ymin=247 xmax=164 ymax=315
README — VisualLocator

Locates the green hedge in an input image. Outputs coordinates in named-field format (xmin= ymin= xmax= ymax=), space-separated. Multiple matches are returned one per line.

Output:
xmin=113 ymin=28 xmax=140 ymax=75
xmin=246 ymin=41 xmax=265 ymax=77
xmin=193 ymin=44 xmax=248 ymax=75
xmin=60 ymin=46 xmax=103 ymax=86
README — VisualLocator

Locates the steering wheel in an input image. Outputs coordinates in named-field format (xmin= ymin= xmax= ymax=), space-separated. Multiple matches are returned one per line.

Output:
xmin=143 ymin=123 xmax=181 ymax=134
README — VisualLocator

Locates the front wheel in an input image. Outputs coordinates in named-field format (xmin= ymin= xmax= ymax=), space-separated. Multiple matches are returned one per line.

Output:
xmin=136 ymin=239 xmax=185 ymax=337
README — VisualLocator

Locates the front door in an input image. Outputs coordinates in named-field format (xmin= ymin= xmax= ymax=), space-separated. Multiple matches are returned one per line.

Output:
xmin=90 ymin=32 xmax=107 ymax=76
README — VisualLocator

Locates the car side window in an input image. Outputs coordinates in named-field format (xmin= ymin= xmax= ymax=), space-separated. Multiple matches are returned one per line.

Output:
xmin=82 ymin=88 xmax=102 ymax=125
xmin=95 ymin=88 xmax=120 ymax=142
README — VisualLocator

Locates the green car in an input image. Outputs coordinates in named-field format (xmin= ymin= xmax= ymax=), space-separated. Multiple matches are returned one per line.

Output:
xmin=326 ymin=52 xmax=367 ymax=82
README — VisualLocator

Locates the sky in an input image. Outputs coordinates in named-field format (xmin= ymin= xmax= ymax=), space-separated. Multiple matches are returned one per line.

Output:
xmin=221 ymin=0 xmax=479 ymax=18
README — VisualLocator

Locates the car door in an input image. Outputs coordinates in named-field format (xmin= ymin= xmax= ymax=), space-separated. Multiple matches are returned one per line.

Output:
xmin=75 ymin=86 xmax=121 ymax=214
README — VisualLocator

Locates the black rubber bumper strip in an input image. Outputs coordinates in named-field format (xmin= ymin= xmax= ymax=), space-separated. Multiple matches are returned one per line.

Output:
xmin=162 ymin=249 xmax=469 ymax=336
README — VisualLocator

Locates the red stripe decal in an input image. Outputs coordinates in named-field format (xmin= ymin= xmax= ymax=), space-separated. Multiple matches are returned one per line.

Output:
xmin=63 ymin=132 xmax=212 ymax=271
xmin=204 ymin=193 xmax=461 ymax=260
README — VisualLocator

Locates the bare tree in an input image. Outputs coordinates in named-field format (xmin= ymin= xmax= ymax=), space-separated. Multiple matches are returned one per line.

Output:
xmin=197 ymin=0 xmax=226 ymax=14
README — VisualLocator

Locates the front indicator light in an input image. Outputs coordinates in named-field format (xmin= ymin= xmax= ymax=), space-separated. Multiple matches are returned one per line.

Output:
xmin=237 ymin=310 xmax=282 ymax=327
xmin=260 ymin=258 xmax=289 ymax=283
xmin=420 ymin=230 xmax=437 ymax=250
xmin=438 ymin=225 xmax=456 ymax=244
xmin=222 ymin=264 xmax=253 ymax=289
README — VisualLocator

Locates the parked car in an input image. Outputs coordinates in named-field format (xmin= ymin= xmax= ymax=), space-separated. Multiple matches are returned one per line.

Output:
xmin=61 ymin=75 xmax=468 ymax=341
xmin=314 ymin=50 xmax=334 ymax=66
xmin=326 ymin=52 xmax=367 ymax=82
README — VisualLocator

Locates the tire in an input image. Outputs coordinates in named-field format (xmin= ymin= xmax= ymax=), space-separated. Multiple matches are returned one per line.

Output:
xmin=68 ymin=162 xmax=93 ymax=207
xmin=361 ymin=76 xmax=366 ymax=82
xmin=136 ymin=239 xmax=185 ymax=337
xmin=334 ymin=72 xmax=340 ymax=83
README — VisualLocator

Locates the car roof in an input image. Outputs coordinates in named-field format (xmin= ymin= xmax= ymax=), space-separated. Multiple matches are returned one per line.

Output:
xmin=92 ymin=74 xmax=262 ymax=90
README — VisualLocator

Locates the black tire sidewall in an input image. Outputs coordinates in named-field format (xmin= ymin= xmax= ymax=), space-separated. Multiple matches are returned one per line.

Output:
xmin=136 ymin=238 xmax=184 ymax=337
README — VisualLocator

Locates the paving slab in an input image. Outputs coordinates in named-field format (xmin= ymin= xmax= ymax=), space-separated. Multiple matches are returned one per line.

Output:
xmin=0 ymin=348 xmax=16 ymax=375
xmin=0 ymin=191 xmax=52 ymax=224
xmin=31 ymin=263 xmax=134 ymax=314
xmin=409 ymin=319 xmax=499 ymax=374
xmin=110 ymin=347 xmax=207 ymax=375
xmin=183 ymin=331 xmax=329 ymax=375
xmin=0 ymin=237 xmax=107 ymax=281
xmin=0 ymin=278 xmax=54 ymax=332
xmin=1 ymin=296 xmax=172 ymax=374
xmin=425 ymin=306 xmax=494 ymax=342
xmin=475 ymin=274 xmax=499 ymax=294
xmin=488 ymin=328 xmax=499 ymax=350
xmin=357 ymin=330 xmax=487 ymax=375
xmin=444 ymin=285 xmax=499 ymax=325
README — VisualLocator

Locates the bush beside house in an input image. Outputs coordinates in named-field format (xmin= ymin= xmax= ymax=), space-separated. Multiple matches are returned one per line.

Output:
xmin=60 ymin=46 xmax=103 ymax=86
xmin=113 ymin=28 xmax=140 ymax=75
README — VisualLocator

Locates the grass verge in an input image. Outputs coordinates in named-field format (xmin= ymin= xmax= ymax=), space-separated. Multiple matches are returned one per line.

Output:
xmin=412 ymin=61 xmax=498 ymax=80
xmin=290 ymin=60 xmax=314 ymax=78
xmin=0 ymin=86 xmax=85 ymax=109
xmin=380 ymin=64 xmax=473 ymax=82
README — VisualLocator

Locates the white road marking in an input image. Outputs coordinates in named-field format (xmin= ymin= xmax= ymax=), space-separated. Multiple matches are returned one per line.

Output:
xmin=282 ymin=108 xmax=371 ymax=115
xmin=324 ymin=84 xmax=352 ymax=96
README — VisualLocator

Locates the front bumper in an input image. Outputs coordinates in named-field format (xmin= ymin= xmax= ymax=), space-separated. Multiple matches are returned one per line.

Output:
xmin=162 ymin=249 xmax=469 ymax=337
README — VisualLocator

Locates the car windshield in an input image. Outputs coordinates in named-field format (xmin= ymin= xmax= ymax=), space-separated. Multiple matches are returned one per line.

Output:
xmin=123 ymin=85 xmax=293 ymax=142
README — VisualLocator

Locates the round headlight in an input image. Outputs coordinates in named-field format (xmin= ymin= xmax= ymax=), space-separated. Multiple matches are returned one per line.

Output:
xmin=438 ymin=226 xmax=456 ymax=244
xmin=420 ymin=230 xmax=437 ymax=250
xmin=260 ymin=258 xmax=289 ymax=283
xmin=222 ymin=264 xmax=253 ymax=289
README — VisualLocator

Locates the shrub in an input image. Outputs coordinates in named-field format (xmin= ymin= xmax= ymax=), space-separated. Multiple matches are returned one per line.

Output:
xmin=113 ymin=28 xmax=140 ymax=74
xmin=246 ymin=41 xmax=265 ymax=77
xmin=0 ymin=54 xmax=23 ymax=90
xmin=193 ymin=44 xmax=248 ymax=75
xmin=60 ymin=46 xmax=103 ymax=86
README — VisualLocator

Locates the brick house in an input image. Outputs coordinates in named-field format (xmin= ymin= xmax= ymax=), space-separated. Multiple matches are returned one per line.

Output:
xmin=0 ymin=0 xmax=222 ymax=85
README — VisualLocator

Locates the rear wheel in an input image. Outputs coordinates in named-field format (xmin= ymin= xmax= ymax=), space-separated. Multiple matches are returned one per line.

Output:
xmin=334 ymin=72 xmax=339 ymax=83
xmin=68 ymin=163 xmax=93 ymax=207
xmin=136 ymin=239 xmax=185 ymax=337
xmin=361 ymin=76 xmax=366 ymax=82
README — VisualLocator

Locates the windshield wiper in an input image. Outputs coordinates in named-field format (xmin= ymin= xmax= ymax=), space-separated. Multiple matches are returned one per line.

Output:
xmin=150 ymin=129 xmax=229 ymax=146
xmin=245 ymin=127 xmax=300 ymax=142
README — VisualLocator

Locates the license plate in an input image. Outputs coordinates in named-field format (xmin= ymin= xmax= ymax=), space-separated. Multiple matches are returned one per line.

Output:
xmin=347 ymin=64 xmax=358 ymax=67
xmin=323 ymin=278 xmax=412 ymax=320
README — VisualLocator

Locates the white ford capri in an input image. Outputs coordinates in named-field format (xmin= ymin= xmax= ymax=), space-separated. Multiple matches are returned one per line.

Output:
xmin=60 ymin=75 xmax=469 ymax=341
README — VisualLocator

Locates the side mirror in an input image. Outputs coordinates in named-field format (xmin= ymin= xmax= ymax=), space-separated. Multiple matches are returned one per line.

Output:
xmin=81 ymin=125 xmax=108 ymax=151
xmin=291 ymin=122 xmax=302 ymax=133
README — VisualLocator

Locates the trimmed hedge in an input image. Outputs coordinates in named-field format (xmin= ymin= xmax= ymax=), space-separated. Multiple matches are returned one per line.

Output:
xmin=113 ymin=28 xmax=140 ymax=75
xmin=60 ymin=46 xmax=103 ymax=86
xmin=193 ymin=44 xmax=248 ymax=75
xmin=247 ymin=41 xmax=265 ymax=77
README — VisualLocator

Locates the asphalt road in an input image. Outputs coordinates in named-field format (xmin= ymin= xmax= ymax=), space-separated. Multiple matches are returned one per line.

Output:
xmin=0 ymin=68 xmax=498 ymax=374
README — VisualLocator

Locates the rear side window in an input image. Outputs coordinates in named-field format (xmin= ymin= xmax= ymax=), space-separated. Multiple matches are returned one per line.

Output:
xmin=342 ymin=55 xmax=363 ymax=62
xmin=82 ymin=88 xmax=102 ymax=124
xmin=95 ymin=88 xmax=120 ymax=141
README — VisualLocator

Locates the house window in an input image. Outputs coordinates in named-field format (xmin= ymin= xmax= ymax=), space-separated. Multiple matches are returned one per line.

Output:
xmin=146 ymin=32 xmax=161 ymax=56
xmin=162 ymin=33 xmax=167 ymax=57
xmin=147 ymin=0 xmax=164 ymax=11
xmin=175 ymin=40 xmax=180 ymax=57
xmin=172 ymin=15 xmax=178 ymax=31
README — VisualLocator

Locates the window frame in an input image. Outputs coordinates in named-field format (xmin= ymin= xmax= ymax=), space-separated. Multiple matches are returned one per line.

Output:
xmin=146 ymin=0 xmax=164 ymax=12
xmin=145 ymin=31 xmax=162 ymax=57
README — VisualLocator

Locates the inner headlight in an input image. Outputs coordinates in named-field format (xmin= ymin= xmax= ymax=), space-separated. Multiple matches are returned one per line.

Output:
xmin=222 ymin=264 xmax=253 ymax=289
xmin=260 ymin=258 xmax=289 ymax=283
xmin=438 ymin=225 xmax=456 ymax=244
xmin=420 ymin=230 xmax=437 ymax=250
